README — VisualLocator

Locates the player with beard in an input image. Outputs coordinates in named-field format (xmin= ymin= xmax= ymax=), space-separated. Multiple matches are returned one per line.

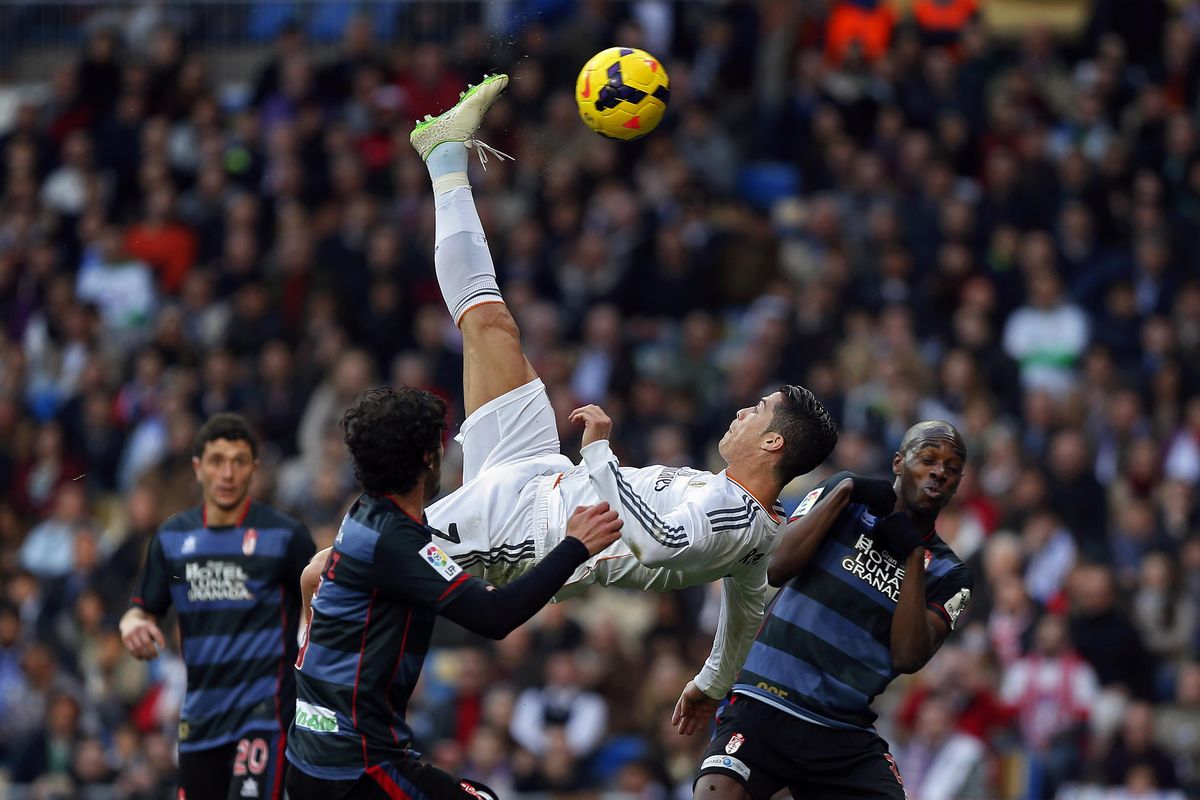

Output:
xmin=693 ymin=420 xmax=974 ymax=800
xmin=120 ymin=413 xmax=316 ymax=800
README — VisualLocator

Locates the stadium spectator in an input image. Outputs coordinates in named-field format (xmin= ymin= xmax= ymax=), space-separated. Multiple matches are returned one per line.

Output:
xmin=0 ymin=1 xmax=1196 ymax=795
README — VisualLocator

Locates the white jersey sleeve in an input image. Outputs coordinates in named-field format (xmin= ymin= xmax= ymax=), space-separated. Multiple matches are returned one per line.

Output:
xmin=579 ymin=440 xmax=744 ymax=570
xmin=694 ymin=571 xmax=766 ymax=699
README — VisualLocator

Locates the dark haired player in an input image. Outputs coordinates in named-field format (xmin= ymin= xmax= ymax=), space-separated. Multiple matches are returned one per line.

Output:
xmin=308 ymin=73 xmax=840 ymax=725
xmin=285 ymin=387 xmax=622 ymax=799
xmin=120 ymin=413 xmax=315 ymax=800
xmin=694 ymin=420 xmax=974 ymax=799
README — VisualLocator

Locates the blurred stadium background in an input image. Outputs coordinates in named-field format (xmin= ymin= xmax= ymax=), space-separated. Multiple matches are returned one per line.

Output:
xmin=0 ymin=0 xmax=1198 ymax=798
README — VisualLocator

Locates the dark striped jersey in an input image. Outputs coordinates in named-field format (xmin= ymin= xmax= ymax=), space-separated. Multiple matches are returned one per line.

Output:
xmin=286 ymin=494 xmax=480 ymax=781
xmin=733 ymin=475 xmax=972 ymax=730
xmin=132 ymin=500 xmax=315 ymax=751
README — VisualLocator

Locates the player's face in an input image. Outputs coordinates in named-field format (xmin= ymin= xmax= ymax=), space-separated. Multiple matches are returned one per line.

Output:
xmin=718 ymin=392 xmax=783 ymax=462
xmin=193 ymin=438 xmax=257 ymax=511
xmin=892 ymin=438 xmax=964 ymax=517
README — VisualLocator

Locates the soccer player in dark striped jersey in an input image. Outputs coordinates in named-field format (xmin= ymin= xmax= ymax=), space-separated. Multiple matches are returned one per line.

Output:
xmin=119 ymin=413 xmax=316 ymax=800
xmin=285 ymin=387 xmax=622 ymax=800
xmin=694 ymin=420 xmax=973 ymax=800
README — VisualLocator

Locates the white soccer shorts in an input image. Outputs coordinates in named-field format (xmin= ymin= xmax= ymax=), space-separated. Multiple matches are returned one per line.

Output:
xmin=426 ymin=379 xmax=572 ymax=582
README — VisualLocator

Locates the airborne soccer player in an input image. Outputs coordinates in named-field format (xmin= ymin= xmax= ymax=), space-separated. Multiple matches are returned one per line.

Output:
xmin=393 ymin=74 xmax=837 ymax=721
xmin=693 ymin=421 xmax=974 ymax=800
xmin=120 ymin=413 xmax=316 ymax=800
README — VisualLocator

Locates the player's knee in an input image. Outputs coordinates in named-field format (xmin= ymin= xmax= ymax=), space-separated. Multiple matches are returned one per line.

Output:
xmin=462 ymin=301 xmax=520 ymax=342
xmin=694 ymin=774 xmax=749 ymax=800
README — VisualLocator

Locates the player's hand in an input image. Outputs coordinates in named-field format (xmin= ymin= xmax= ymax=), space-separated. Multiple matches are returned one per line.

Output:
xmin=565 ymin=502 xmax=623 ymax=556
xmin=119 ymin=609 xmax=166 ymax=661
xmin=570 ymin=405 xmax=613 ymax=448
xmin=875 ymin=512 xmax=923 ymax=561
xmin=671 ymin=681 xmax=720 ymax=736
xmin=849 ymin=476 xmax=897 ymax=515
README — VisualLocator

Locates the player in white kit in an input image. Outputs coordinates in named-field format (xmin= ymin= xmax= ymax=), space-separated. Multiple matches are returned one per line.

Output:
xmin=310 ymin=74 xmax=838 ymax=731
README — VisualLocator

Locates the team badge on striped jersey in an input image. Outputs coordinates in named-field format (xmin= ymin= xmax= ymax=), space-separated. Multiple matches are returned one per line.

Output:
xmin=420 ymin=543 xmax=463 ymax=581
xmin=726 ymin=732 xmax=745 ymax=754
xmin=242 ymin=528 xmax=258 ymax=557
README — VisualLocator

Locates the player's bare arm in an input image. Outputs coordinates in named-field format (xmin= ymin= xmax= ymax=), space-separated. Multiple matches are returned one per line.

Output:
xmin=119 ymin=606 xmax=166 ymax=661
xmin=872 ymin=510 xmax=951 ymax=673
xmin=300 ymin=548 xmax=330 ymax=626
xmin=766 ymin=478 xmax=853 ymax=586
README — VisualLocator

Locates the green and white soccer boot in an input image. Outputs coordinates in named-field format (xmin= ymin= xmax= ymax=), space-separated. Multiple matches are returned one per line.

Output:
xmin=410 ymin=73 xmax=513 ymax=168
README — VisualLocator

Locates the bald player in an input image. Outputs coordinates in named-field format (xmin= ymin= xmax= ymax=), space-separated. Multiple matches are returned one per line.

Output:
xmin=694 ymin=420 xmax=973 ymax=800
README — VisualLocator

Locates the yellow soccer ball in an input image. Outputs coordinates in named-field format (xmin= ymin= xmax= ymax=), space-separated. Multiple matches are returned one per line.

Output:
xmin=575 ymin=47 xmax=670 ymax=141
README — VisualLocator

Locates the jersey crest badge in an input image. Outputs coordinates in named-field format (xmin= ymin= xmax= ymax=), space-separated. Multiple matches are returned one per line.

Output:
xmin=242 ymin=528 xmax=258 ymax=557
xmin=420 ymin=543 xmax=463 ymax=581
xmin=791 ymin=487 xmax=824 ymax=519
xmin=923 ymin=548 xmax=933 ymax=570
xmin=726 ymin=732 xmax=745 ymax=754
xmin=182 ymin=535 xmax=196 ymax=555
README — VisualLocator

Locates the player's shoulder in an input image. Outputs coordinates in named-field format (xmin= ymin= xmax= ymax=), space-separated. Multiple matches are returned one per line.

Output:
xmin=787 ymin=471 xmax=857 ymax=520
xmin=705 ymin=474 xmax=785 ymax=531
xmin=245 ymin=501 xmax=307 ymax=535
xmin=158 ymin=506 xmax=203 ymax=534
xmin=335 ymin=495 xmax=430 ymax=562
xmin=924 ymin=533 xmax=973 ymax=587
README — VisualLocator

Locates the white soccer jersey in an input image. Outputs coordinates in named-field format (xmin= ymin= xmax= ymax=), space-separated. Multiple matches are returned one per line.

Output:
xmin=426 ymin=437 xmax=784 ymax=698
xmin=550 ymin=440 xmax=784 ymax=697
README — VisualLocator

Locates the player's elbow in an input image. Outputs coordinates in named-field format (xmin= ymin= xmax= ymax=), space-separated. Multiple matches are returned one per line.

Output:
xmin=300 ymin=551 xmax=329 ymax=598
xmin=890 ymin=649 xmax=931 ymax=675
xmin=766 ymin=557 xmax=795 ymax=587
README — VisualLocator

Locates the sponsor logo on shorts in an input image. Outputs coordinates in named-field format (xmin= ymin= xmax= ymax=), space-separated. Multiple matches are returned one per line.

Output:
xmin=702 ymin=755 xmax=750 ymax=780
xmin=240 ymin=778 xmax=259 ymax=798
xmin=792 ymin=487 xmax=824 ymax=519
xmin=242 ymin=528 xmax=257 ymax=557
xmin=295 ymin=700 xmax=339 ymax=733
xmin=726 ymin=733 xmax=745 ymax=754
xmin=420 ymin=543 xmax=463 ymax=581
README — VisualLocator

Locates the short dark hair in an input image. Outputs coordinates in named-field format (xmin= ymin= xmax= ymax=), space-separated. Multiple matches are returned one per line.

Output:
xmin=342 ymin=387 xmax=447 ymax=496
xmin=193 ymin=413 xmax=258 ymax=459
xmin=768 ymin=385 xmax=838 ymax=484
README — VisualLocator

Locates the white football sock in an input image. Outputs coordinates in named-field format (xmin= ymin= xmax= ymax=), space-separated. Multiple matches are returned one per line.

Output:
xmin=434 ymin=185 xmax=502 ymax=325
xmin=426 ymin=141 xmax=469 ymax=195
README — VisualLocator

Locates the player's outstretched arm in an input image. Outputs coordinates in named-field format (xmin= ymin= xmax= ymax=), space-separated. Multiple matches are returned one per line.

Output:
xmin=441 ymin=504 xmax=622 ymax=639
xmin=767 ymin=476 xmax=854 ymax=586
xmin=672 ymin=573 xmax=766 ymax=735
xmin=576 ymin=434 xmax=725 ymax=570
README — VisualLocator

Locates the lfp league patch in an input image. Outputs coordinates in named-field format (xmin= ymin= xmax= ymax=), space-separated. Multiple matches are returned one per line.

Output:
xmin=791 ymin=487 xmax=824 ymax=519
xmin=420 ymin=543 xmax=463 ymax=581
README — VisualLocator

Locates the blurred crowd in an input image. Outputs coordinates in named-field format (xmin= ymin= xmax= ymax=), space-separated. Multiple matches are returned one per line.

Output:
xmin=0 ymin=0 xmax=1199 ymax=797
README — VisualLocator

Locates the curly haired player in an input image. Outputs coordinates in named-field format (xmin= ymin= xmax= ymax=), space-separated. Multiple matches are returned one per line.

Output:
xmin=285 ymin=387 xmax=621 ymax=799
